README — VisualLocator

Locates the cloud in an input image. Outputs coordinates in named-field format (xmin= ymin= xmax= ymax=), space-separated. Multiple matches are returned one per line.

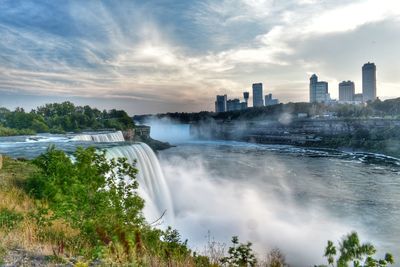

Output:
xmin=0 ymin=0 xmax=399 ymax=113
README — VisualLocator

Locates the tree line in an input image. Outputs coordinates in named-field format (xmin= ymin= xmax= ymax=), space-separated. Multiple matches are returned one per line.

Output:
xmin=0 ymin=101 xmax=134 ymax=136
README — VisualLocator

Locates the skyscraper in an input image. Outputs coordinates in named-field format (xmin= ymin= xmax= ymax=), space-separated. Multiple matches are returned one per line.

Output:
xmin=309 ymin=74 xmax=318 ymax=103
xmin=227 ymin=99 xmax=242 ymax=111
xmin=339 ymin=81 xmax=355 ymax=102
xmin=362 ymin=62 xmax=377 ymax=102
xmin=252 ymin=83 xmax=264 ymax=107
xmin=215 ymin=95 xmax=227 ymax=113
xmin=243 ymin=92 xmax=249 ymax=104
xmin=264 ymin=93 xmax=279 ymax=106
xmin=309 ymin=74 xmax=330 ymax=103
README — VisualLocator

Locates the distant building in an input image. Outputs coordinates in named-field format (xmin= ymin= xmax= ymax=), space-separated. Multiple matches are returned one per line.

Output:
xmin=362 ymin=62 xmax=377 ymax=102
xmin=227 ymin=99 xmax=242 ymax=111
xmin=215 ymin=95 xmax=227 ymax=113
xmin=252 ymin=83 xmax=264 ymax=107
xmin=309 ymin=74 xmax=330 ymax=103
xmin=339 ymin=81 xmax=355 ymax=102
xmin=264 ymin=93 xmax=279 ymax=106
xmin=243 ymin=92 xmax=249 ymax=104
xmin=354 ymin=93 xmax=363 ymax=102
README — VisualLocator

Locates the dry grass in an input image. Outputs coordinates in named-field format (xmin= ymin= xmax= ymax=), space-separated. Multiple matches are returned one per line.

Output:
xmin=0 ymin=157 xmax=84 ymax=264
xmin=0 ymin=157 xmax=203 ymax=266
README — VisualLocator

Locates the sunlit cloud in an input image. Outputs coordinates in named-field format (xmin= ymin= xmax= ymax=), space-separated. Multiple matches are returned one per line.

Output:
xmin=0 ymin=0 xmax=399 ymax=113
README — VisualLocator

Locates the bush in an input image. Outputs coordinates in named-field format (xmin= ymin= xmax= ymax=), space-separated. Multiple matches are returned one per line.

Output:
xmin=25 ymin=146 xmax=144 ymax=257
xmin=320 ymin=231 xmax=394 ymax=267
xmin=221 ymin=236 xmax=257 ymax=267
xmin=265 ymin=248 xmax=288 ymax=267
xmin=0 ymin=208 xmax=23 ymax=231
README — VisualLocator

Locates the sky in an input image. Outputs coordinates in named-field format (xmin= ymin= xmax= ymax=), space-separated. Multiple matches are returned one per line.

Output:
xmin=0 ymin=0 xmax=399 ymax=115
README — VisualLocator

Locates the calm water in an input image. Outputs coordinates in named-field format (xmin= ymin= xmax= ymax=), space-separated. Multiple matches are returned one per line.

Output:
xmin=0 ymin=134 xmax=399 ymax=266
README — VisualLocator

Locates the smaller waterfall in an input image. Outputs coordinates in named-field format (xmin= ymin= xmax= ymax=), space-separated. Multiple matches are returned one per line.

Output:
xmin=106 ymin=143 xmax=174 ymax=225
xmin=72 ymin=131 xmax=125 ymax=142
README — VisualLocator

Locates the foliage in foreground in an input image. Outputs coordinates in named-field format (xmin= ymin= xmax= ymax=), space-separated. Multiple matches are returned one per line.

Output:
xmin=318 ymin=232 xmax=394 ymax=267
xmin=221 ymin=236 xmax=257 ymax=267
xmin=23 ymin=146 xmax=194 ymax=265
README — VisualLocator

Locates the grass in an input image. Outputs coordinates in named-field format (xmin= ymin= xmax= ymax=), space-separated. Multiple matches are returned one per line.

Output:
xmin=0 ymin=155 xmax=198 ymax=266
xmin=0 ymin=157 xmax=85 ymax=265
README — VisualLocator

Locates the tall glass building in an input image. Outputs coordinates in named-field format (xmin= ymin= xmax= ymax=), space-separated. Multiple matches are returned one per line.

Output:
xmin=362 ymin=62 xmax=377 ymax=102
xmin=252 ymin=83 xmax=264 ymax=107
xmin=339 ymin=81 xmax=355 ymax=102
xmin=309 ymin=74 xmax=329 ymax=103
xmin=215 ymin=95 xmax=227 ymax=113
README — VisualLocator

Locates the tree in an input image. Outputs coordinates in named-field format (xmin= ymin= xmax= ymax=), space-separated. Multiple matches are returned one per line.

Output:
xmin=26 ymin=146 xmax=145 ymax=251
xmin=221 ymin=236 xmax=257 ymax=267
xmin=266 ymin=248 xmax=288 ymax=267
xmin=320 ymin=232 xmax=394 ymax=267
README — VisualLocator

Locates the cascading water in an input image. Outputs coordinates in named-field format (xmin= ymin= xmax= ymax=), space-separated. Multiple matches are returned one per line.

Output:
xmin=72 ymin=131 xmax=125 ymax=142
xmin=106 ymin=143 xmax=174 ymax=226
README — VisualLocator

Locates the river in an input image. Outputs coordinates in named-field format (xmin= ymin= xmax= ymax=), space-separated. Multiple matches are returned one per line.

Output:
xmin=0 ymin=128 xmax=399 ymax=266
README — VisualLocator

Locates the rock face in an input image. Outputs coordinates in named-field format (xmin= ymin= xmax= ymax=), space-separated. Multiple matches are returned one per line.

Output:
xmin=134 ymin=125 xmax=151 ymax=140
xmin=190 ymin=118 xmax=400 ymax=146
xmin=123 ymin=126 xmax=171 ymax=151
xmin=122 ymin=126 xmax=151 ymax=141
xmin=122 ymin=128 xmax=135 ymax=141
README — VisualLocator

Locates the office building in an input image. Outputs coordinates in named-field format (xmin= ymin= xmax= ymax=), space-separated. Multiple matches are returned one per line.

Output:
xmin=309 ymin=74 xmax=330 ymax=103
xmin=215 ymin=95 xmax=227 ymax=113
xmin=354 ymin=93 xmax=363 ymax=102
xmin=252 ymin=83 xmax=264 ymax=107
xmin=362 ymin=62 xmax=377 ymax=102
xmin=243 ymin=92 xmax=249 ymax=104
xmin=339 ymin=81 xmax=355 ymax=102
xmin=264 ymin=93 xmax=279 ymax=106
xmin=227 ymin=99 xmax=242 ymax=111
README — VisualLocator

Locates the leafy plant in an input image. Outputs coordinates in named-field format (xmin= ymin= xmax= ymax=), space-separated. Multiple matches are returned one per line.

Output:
xmin=0 ymin=208 xmax=23 ymax=231
xmin=320 ymin=232 xmax=394 ymax=267
xmin=221 ymin=236 xmax=257 ymax=267
xmin=265 ymin=248 xmax=288 ymax=267
xmin=25 ymin=146 xmax=144 ymax=257
xmin=162 ymin=226 xmax=191 ymax=263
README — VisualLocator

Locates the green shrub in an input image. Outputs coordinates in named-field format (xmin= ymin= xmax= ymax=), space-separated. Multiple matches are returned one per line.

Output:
xmin=221 ymin=236 xmax=257 ymax=267
xmin=0 ymin=244 xmax=6 ymax=265
xmin=0 ymin=208 xmax=23 ymax=231
xmin=25 ymin=146 xmax=144 ymax=257
xmin=320 ymin=231 xmax=394 ymax=267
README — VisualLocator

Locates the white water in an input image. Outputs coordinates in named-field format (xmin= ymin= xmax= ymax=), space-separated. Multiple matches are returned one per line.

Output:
xmin=72 ymin=131 xmax=125 ymax=142
xmin=106 ymin=143 xmax=174 ymax=226
xmin=25 ymin=136 xmax=70 ymax=143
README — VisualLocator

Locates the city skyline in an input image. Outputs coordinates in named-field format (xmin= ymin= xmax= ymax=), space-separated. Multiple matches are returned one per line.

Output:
xmin=0 ymin=1 xmax=400 ymax=115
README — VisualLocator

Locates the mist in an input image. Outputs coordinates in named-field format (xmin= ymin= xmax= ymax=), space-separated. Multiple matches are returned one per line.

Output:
xmin=140 ymin=117 xmax=394 ymax=266
xmin=138 ymin=117 xmax=194 ymax=144
xmin=158 ymin=149 xmax=364 ymax=265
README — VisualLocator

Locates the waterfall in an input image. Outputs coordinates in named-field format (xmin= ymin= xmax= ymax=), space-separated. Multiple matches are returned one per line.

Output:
xmin=72 ymin=131 xmax=125 ymax=142
xmin=106 ymin=143 xmax=174 ymax=225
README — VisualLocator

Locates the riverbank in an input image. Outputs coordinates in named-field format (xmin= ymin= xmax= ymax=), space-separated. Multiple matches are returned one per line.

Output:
xmin=189 ymin=118 xmax=400 ymax=158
